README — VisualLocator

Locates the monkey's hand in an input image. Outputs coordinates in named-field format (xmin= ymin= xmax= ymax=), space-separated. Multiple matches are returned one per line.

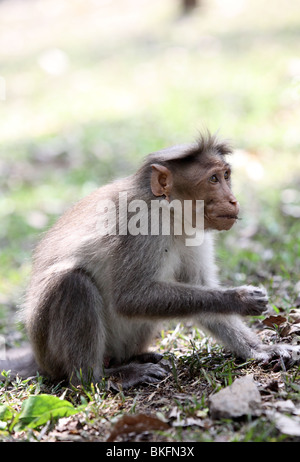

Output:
xmin=233 ymin=285 xmax=269 ymax=316
xmin=251 ymin=342 xmax=300 ymax=371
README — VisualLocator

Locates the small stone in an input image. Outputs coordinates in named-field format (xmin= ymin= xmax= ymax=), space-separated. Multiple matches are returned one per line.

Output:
xmin=209 ymin=375 xmax=261 ymax=420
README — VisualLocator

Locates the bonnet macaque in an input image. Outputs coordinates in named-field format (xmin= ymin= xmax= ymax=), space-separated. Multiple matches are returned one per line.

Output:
xmin=2 ymin=132 xmax=299 ymax=388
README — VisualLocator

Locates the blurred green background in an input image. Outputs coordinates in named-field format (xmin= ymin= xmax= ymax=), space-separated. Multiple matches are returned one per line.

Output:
xmin=0 ymin=0 xmax=300 ymax=335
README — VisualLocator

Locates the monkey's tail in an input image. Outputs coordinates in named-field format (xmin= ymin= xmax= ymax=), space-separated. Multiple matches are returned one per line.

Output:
xmin=0 ymin=346 xmax=39 ymax=381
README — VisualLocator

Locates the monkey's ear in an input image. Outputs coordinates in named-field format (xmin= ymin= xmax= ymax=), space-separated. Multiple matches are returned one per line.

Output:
xmin=150 ymin=164 xmax=173 ymax=202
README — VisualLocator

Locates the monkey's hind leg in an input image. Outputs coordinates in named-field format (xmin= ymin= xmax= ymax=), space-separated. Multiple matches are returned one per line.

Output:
xmin=105 ymin=357 xmax=170 ymax=392
xmin=27 ymin=269 xmax=107 ymax=385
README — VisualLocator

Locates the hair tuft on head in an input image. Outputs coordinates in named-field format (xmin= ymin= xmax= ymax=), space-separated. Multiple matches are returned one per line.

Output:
xmin=192 ymin=130 xmax=232 ymax=159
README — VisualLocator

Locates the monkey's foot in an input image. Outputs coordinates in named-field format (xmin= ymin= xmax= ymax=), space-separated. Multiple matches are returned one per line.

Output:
xmin=106 ymin=360 xmax=170 ymax=392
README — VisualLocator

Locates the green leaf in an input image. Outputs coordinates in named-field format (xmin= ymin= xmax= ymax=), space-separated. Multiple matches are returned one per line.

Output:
xmin=0 ymin=421 xmax=8 ymax=430
xmin=0 ymin=404 xmax=14 ymax=422
xmin=14 ymin=394 xmax=81 ymax=431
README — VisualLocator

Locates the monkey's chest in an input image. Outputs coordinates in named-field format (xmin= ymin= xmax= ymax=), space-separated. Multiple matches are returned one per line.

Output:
xmin=158 ymin=246 xmax=202 ymax=285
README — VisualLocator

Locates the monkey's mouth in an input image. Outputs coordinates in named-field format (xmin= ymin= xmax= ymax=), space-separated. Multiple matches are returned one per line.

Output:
xmin=217 ymin=215 xmax=239 ymax=220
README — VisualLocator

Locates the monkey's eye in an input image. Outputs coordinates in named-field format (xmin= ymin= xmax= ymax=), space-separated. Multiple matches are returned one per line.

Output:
xmin=224 ymin=170 xmax=230 ymax=180
xmin=209 ymin=174 xmax=218 ymax=183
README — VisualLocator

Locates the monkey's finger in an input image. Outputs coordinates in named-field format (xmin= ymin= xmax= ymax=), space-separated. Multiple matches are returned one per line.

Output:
xmin=255 ymin=293 xmax=268 ymax=302
xmin=252 ymin=291 xmax=268 ymax=299
xmin=146 ymin=363 xmax=170 ymax=378
xmin=258 ymin=301 xmax=269 ymax=309
xmin=249 ymin=303 xmax=269 ymax=314
xmin=256 ymin=299 xmax=268 ymax=305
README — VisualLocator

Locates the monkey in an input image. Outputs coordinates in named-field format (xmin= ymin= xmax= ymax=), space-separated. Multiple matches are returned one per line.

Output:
xmin=1 ymin=132 xmax=299 ymax=389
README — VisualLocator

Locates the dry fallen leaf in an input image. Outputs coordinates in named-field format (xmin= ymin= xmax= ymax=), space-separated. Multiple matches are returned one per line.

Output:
xmin=263 ymin=380 xmax=279 ymax=393
xmin=280 ymin=323 xmax=300 ymax=338
xmin=289 ymin=309 xmax=300 ymax=323
xmin=262 ymin=315 xmax=287 ymax=328
xmin=106 ymin=413 xmax=169 ymax=442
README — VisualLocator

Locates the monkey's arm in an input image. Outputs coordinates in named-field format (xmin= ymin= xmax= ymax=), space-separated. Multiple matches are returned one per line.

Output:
xmin=114 ymin=281 xmax=268 ymax=319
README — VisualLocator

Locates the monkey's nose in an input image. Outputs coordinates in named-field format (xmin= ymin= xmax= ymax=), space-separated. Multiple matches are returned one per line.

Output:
xmin=230 ymin=198 xmax=240 ymax=214
xmin=229 ymin=197 xmax=239 ymax=205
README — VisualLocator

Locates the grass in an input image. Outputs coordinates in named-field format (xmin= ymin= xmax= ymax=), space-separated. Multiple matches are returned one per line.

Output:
xmin=0 ymin=0 xmax=300 ymax=443
xmin=0 ymin=323 xmax=300 ymax=442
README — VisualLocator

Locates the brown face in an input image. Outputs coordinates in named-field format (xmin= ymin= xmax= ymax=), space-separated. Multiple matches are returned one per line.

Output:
xmin=199 ymin=160 xmax=239 ymax=231
xmin=150 ymin=154 xmax=239 ymax=232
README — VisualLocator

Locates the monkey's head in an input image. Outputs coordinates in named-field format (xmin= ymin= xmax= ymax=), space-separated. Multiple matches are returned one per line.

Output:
xmin=148 ymin=132 xmax=240 ymax=232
